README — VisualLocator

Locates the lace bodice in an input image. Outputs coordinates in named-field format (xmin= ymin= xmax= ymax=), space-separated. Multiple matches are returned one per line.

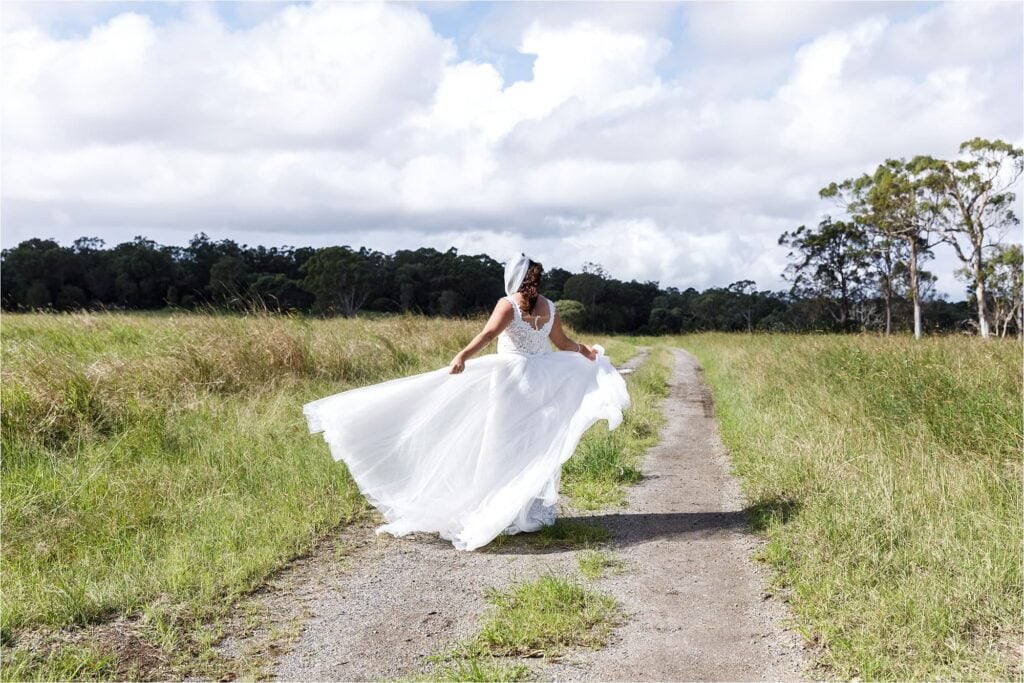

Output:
xmin=497 ymin=295 xmax=555 ymax=356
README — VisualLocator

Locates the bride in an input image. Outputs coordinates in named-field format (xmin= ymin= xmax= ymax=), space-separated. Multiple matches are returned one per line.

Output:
xmin=302 ymin=253 xmax=631 ymax=551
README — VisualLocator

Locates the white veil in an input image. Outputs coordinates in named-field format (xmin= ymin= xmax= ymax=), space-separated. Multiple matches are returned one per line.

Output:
xmin=504 ymin=253 xmax=532 ymax=297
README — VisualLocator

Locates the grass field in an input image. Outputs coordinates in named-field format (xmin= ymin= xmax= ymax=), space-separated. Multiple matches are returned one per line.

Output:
xmin=0 ymin=311 xmax=646 ymax=679
xmin=3 ymin=313 xmax=1020 ymax=681
xmin=679 ymin=333 xmax=1022 ymax=680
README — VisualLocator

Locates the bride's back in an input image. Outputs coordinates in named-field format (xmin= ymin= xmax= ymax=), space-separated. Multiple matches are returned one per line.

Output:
xmin=498 ymin=294 xmax=555 ymax=356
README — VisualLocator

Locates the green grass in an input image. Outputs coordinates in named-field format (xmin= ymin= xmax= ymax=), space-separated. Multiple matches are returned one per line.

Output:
xmin=0 ymin=311 xmax=640 ymax=678
xmin=577 ymin=549 xmax=625 ymax=580
xmin=562 ymin=346 xmax=671 ymax=509
xmin=467 ymin=574 xmax=619 ymax=658
xmin=678 ymin=333 xmax=1022 ymax=680
xmin=412 ymin=655 xmax=531 ymax=682
xmin=0 ymin=645 xmax=120 ymax=682
xmin=590 ymin=337 xmax=636 ymax=367
xmin=422 ymin=567 xmax=623 ymax=680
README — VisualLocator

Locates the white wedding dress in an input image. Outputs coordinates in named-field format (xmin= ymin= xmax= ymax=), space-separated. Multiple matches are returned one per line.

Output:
xmin=302 ymin=296 xmax=631 ymax=551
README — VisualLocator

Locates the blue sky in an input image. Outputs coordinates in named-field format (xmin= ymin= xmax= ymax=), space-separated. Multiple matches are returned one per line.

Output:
xmin=2 ymin=1 xmax=1021 ymax=297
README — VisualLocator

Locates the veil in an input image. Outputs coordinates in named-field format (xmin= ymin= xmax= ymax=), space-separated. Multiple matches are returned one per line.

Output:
xmin=504 ymin=253 xmax=532 ymax=297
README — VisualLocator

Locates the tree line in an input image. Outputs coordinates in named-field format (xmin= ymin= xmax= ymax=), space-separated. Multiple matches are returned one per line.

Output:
xmin=1 ymin=138 xmax=1019 ymax=337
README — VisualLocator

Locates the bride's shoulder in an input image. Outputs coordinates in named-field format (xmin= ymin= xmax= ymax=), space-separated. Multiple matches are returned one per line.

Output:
xmin=494 ymin=296 xmax=515 ymax=313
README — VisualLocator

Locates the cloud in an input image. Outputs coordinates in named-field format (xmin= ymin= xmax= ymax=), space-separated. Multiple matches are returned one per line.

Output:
xmin=2 ymin=0 xmax=1021 ymax=297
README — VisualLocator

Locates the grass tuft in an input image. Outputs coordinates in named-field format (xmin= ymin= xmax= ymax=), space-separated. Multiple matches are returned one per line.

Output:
xmin=412 ymin=652 xmax=531 ymax=682
xmin=472 ymin=574 xmax=619 ymax=657
xmin=577 ymin=549 xmax=625 ymax=580
xmin=422 ymin=573 xmax=621 ymax=680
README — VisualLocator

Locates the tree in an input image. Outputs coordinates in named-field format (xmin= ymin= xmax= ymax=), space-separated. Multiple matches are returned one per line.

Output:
xmin=598 ymin=279 xmax=659 ymax=332
xmin=299 ymin=246 xmax=383 ymax=317
xmin=207 ymin=255 xmax=251 ymax=307
xmin=107 ymin=237 xmax=174 ymax=308
xmin=727 ymin=280 xmax=757 ymax=333
xmin=913 ymin=138 xmax=1024 ymax=338
xmin=980 ymin=243 xmax=1023 ymax=338
xmin=540 ymin=267 xmax=573 ymax=301
xmin=555 ymin=299 xmax=586 ymax=329
xmin=1 ymin=238 xmax=79 ymax=309
xmin=563 ymin=273 xmax=606 ymax=312
xmin=779 ymin=217 xmax=871 ymax=331
xmin=249 ymin=273 xmax=311 ymax=311
xmin=74 ymin=237 xmax=113 ymax=305
xmin=863 ymin=229 xmax=904 ymax=334
xmin=55 ymin=285 xmax=88 ymax=309
xmin=821 ymin=159 xmax=939 ymax=338
xmin=25 ymin=280 xmax=51 ymax=309
xmin=648 ymin=305 xmax=684 ymax=333
xmin=437 ymin=290 xmax=463 ymax=316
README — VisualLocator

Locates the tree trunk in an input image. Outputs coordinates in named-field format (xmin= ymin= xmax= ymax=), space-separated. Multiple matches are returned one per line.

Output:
xmin=909 ymin=239 xmax=925 ymax=339
xmin=339 ymin=288 xmax=368 ymax=318
xmin=882 ymin=275 xmax=892 ymax=336
xmin=973 ymin=253 xmax=991 ymax=338
xmin=839 ymin=277 xmax=851 ymax=332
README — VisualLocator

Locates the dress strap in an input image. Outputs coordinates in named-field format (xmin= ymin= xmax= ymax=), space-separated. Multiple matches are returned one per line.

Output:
xmin=505 ymin=295 xmax=522 ymax=321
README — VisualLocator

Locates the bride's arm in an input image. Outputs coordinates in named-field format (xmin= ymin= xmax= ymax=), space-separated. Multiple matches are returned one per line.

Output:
xmin=449 ymin=299 xmax=514 ymax=374
xmin=549 ymin=311 xmax=598 ymax=360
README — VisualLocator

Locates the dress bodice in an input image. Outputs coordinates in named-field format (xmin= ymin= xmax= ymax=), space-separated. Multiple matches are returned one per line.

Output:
xmin=497 ymin=295 xmax=555 ymax=356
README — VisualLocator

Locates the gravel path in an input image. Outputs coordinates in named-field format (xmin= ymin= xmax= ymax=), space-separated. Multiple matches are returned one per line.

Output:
xmin=221 ymin=347 xmax=807 ymax=681
xmin=534 ymin=348 xmax=806 ymax=681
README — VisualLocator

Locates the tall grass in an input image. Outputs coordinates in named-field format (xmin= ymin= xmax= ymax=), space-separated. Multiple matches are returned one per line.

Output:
xmin=0 ymin=311 xmax=636 ymax=678
xmin=680 ymin=333 xmax=1022 ymax=680
xmin=2 ymin=313 xmax=483 ymax=636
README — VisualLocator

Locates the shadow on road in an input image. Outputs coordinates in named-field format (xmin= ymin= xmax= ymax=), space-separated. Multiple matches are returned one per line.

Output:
xmin=574 ymin=510 xmax=751 ymax=546
xmin=480 ymin=507 xmax=783 ymax=555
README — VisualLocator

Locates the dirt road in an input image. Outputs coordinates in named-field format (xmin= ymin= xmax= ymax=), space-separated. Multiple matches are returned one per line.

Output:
xmin=220 ymin=348 xmax=807 ymax=681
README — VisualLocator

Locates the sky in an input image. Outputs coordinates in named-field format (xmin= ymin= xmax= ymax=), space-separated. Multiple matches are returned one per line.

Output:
xmin=2 ymin=0 xmax=1022 ymax=298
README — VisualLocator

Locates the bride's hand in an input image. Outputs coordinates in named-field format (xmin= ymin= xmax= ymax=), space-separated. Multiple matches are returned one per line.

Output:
xmin=449 ymin=354 xmax=466 ymax=374
xmin=578 ymin=343 xmax=598 ymax=361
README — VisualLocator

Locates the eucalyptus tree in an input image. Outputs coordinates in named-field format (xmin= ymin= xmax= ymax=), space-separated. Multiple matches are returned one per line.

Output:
xmin=862 ymin=229 xmax=904 ymax=334
xmin=912 ymin=138 xmax=1024 ymax=338
xmin=821 ymin=159 xmax=938 ymax=338
xmin=981 ymin=243 xmax=1023 ymax=338
xmin=779 ymin=217 xmax=871 ymax=331
xmin=727 ymin=280 xmax=757 ymax=333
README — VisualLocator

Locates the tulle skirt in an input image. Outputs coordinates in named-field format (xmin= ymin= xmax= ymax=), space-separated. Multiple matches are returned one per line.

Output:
xmin=302 ymin=346 xmax=630 ymax=551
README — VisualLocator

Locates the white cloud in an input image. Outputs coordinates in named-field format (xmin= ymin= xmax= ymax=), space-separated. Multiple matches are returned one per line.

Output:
xmin=4 ymin=3 xmax=450 ymax=151
xmin=1 ymin=0 xmax=1021 ymax=297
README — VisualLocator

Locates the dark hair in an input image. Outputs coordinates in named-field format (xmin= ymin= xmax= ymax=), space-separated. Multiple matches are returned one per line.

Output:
xmin=516 ymin=260 xmax=543 ymax=315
